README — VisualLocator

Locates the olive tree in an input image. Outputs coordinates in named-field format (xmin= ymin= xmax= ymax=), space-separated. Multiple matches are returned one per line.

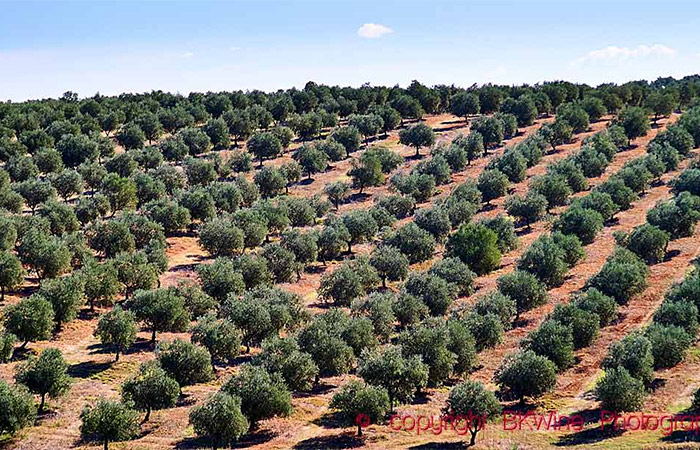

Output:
xmin=95 ymin=306 xmax=137 ymax=361
xmin=79 ymin=398 xmax=140 ymax=450
xmin=189 ymin=392 xmax=249 ymax=449
xmin=15 ymin=348 xmax=71 ymax=412
xmin=444 ymin=381 xmax=501 ymax=446
xmin=399 ymin=123 xmax=436 ymax=157
xmin=221 ymin=364 xmax=293 ymax=427
xmin=329 ymin=380 xmax=389 ymax=436
xmin=121 ymin=360 xmax=179 ymax=422
xmin=494 ymin=350 xmax=557 ymax=404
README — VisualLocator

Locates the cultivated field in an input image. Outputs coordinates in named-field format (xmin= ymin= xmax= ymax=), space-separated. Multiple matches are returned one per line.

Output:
xmin=1 ymin=79 xmax=700 ymax=450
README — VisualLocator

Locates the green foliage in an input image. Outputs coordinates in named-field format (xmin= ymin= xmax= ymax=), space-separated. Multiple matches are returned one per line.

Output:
xmin=178 ymin=127 xmax=212 ymax=156
xmin=121 ymin=361 xmax=179 ymax=421
xmin=0 ymin=251 xmax=24 ymax=300
xmin=348 ymin=152 xmax=384 ymax=194
xmin=222 ymin=364 xmax=293 ymax=425
xmin=157 ymin=339 xmax=213 ymax=387
xmin=472 ymin=291 xmax=516 ymax=329
xmin=15 ymin=348 xmax=71 ymax=412
xmin=398 ymin=319 xmax=456 ymax=386
xmin=253 ymin=337 xmax=318 ymax=391
xmin=0 ymin=380 xmax=36 ymax=436
xmin=481 ymin=214 xmax=518 ymax=253
xmin=96 ymin=306 xmax=137 ymax=361
xmin=429 ymin=256 xmax=475 ymax=296
xmin=80 ymin=398 xmax=140 ymax=450
xmin=358 ymin=345 xmax=428 ymax=411
xmin=622 ymin=223 xmax=670 ymax=264
xmin=645 ymin=323 xmax=692 ymax=369
xmin=38 ymin=274 xmax=84 ymax=330
xmin=498 ymin=270 xmax=549 ymax=320
xmin=494 ymin=350 xmax=557 ymax=403
xmin=505 ymin=192 xmax=548 ymax=227
xmin=403 ymin=272 xmax=455 ymax=317
xmin=549 ymin=303 xmax=600 ymax=349
xmin=653 ymin=299 xmax=698 ymax=335
xmin=330 ymin=380 xmax=389 ymax=435
xmin=247 ymin=131 xmax=282 ymax=166
xmin=399 ymin=123 xmax=436 ymax=156
xmin=574 ymin=288 xmax=618 ymax=327
xmin=191 ymin=312 xmax=242 ymax=364
xmin=129 ymin=288 xmax=190 ymax=342
xmin=554 ymin=205 xmax=604 ymax=245
xmin=444 ymin=381 xmax=501 ymax=446
xmin=223 ymin=285 xmax=305 ymax=351
xmin=530 ymin=174 xmax=571 ymax=211
xmin=619 ymin=106 xmax=650 ymax=145
xmin=414 ymin=206 xmax=451 ymax=241
xmin=190 ymin=391 xmax=249 ymax=448
xmin=586 ymin=247 xmax=649 ymax=304
xmin=392 ymin=293 xmax=429 ymax=328
xmin=477 ymin=169 xmax=509 ymax=204
xmin=446 ymin=222 xmax=501 ymax=275
xmin=199 ymin=216 xmax=244 ymax=257
xmin=298 ymin=310 xmax=356 ymax=377
xmin=595 ymin=367 xmax=646 ymax=412
xmin=369 ymin=245 xmax=409 ymax=288
xmin=3 ymin=294 xmax=54 ymax=346
xmin=602 ymin=332 xmax=654 ymax=384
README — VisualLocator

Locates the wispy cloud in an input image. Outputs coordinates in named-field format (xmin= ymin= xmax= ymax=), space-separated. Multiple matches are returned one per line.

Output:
xmin=572 ymin=44 xmax=676 ymax=66
xmin=357 ymin=23 xmax=393 ymax=39
xmin=182 ymin=51 xmax=194 ymax=58
xmin=230 ymin=46 xmax=241 ymax=51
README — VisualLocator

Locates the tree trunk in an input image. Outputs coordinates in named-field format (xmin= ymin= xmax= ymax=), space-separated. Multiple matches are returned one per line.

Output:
xmin=145 ymin=407 xmax=151 ymax=422
xmin=39 ymin=393 xmax=46 ymax=413
xmin=1 ymin=286 xmax=4 ymax=301
xmin=469 ymin=428 xmax=477 ymax=446
xmin=382 ymin=277 xmax=386 ymax=289
xmin=151 ymin=328 xmax=157 ymax=344
xmin=104 ymin=440 xmax=109 ymax=450
xmin=357 ymin=424 xmax=363 ymax=436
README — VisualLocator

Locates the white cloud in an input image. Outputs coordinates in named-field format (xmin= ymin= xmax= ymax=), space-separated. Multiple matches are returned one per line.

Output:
xmin=182 ymin=51 xmax=194 ymax=58
xmin=573 ymin=44 xmax=676 ymax=66
xmin=357 ymin=23 xmax=393 ymax=39
xmin=230 ymin=46 xmax=241 ymax=51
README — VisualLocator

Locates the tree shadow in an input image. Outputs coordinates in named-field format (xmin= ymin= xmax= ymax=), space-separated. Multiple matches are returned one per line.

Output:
xmin=515 ymin=227 xmax=534 ymax=237
xmin=555 ymin=426 xmax=624 ymax=446
xmin=348 ymin=193 xmax=371 ymax=203
xmin=404 ymin=153 xmax=425 ymax=162
xmin=11 ymin=346 xmax=38 ymax=362
xmin=168 ymin=263 xmax=200 ymax=274
xmin=294 ymin=381 xmax=336 ymax=398
xmin=176 ymin=393 xmax=197 ymax=407
xmin=648 ymin=377 xmax=667 ymax=392
xmin=664 ymin=249 xmax=681 ymax=262
xmin=68 ymin=360 xmax=112 ymax=378
xmin=231 ymin=430 xmax=276 ymax=448
xmin=409 ymin=442 xmax=466 ymax=449
xmin=480 ymin=203 xmax=498 ymax=212
xmin=413 ymin=390 xmax=432 ymax=405
xmin=292 ymin=433 xmax=364 ymax=449
xmin=604 ymin=217 xmax=620 ymax=227
xmin=433 ymin=124 xmax=465 ymax=133
xmin=312 ymin=411 xmax=346 ymax=429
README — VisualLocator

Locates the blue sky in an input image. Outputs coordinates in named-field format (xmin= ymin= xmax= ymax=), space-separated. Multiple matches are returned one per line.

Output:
xmin=1 ymin=0 xmax=699 ymax=101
